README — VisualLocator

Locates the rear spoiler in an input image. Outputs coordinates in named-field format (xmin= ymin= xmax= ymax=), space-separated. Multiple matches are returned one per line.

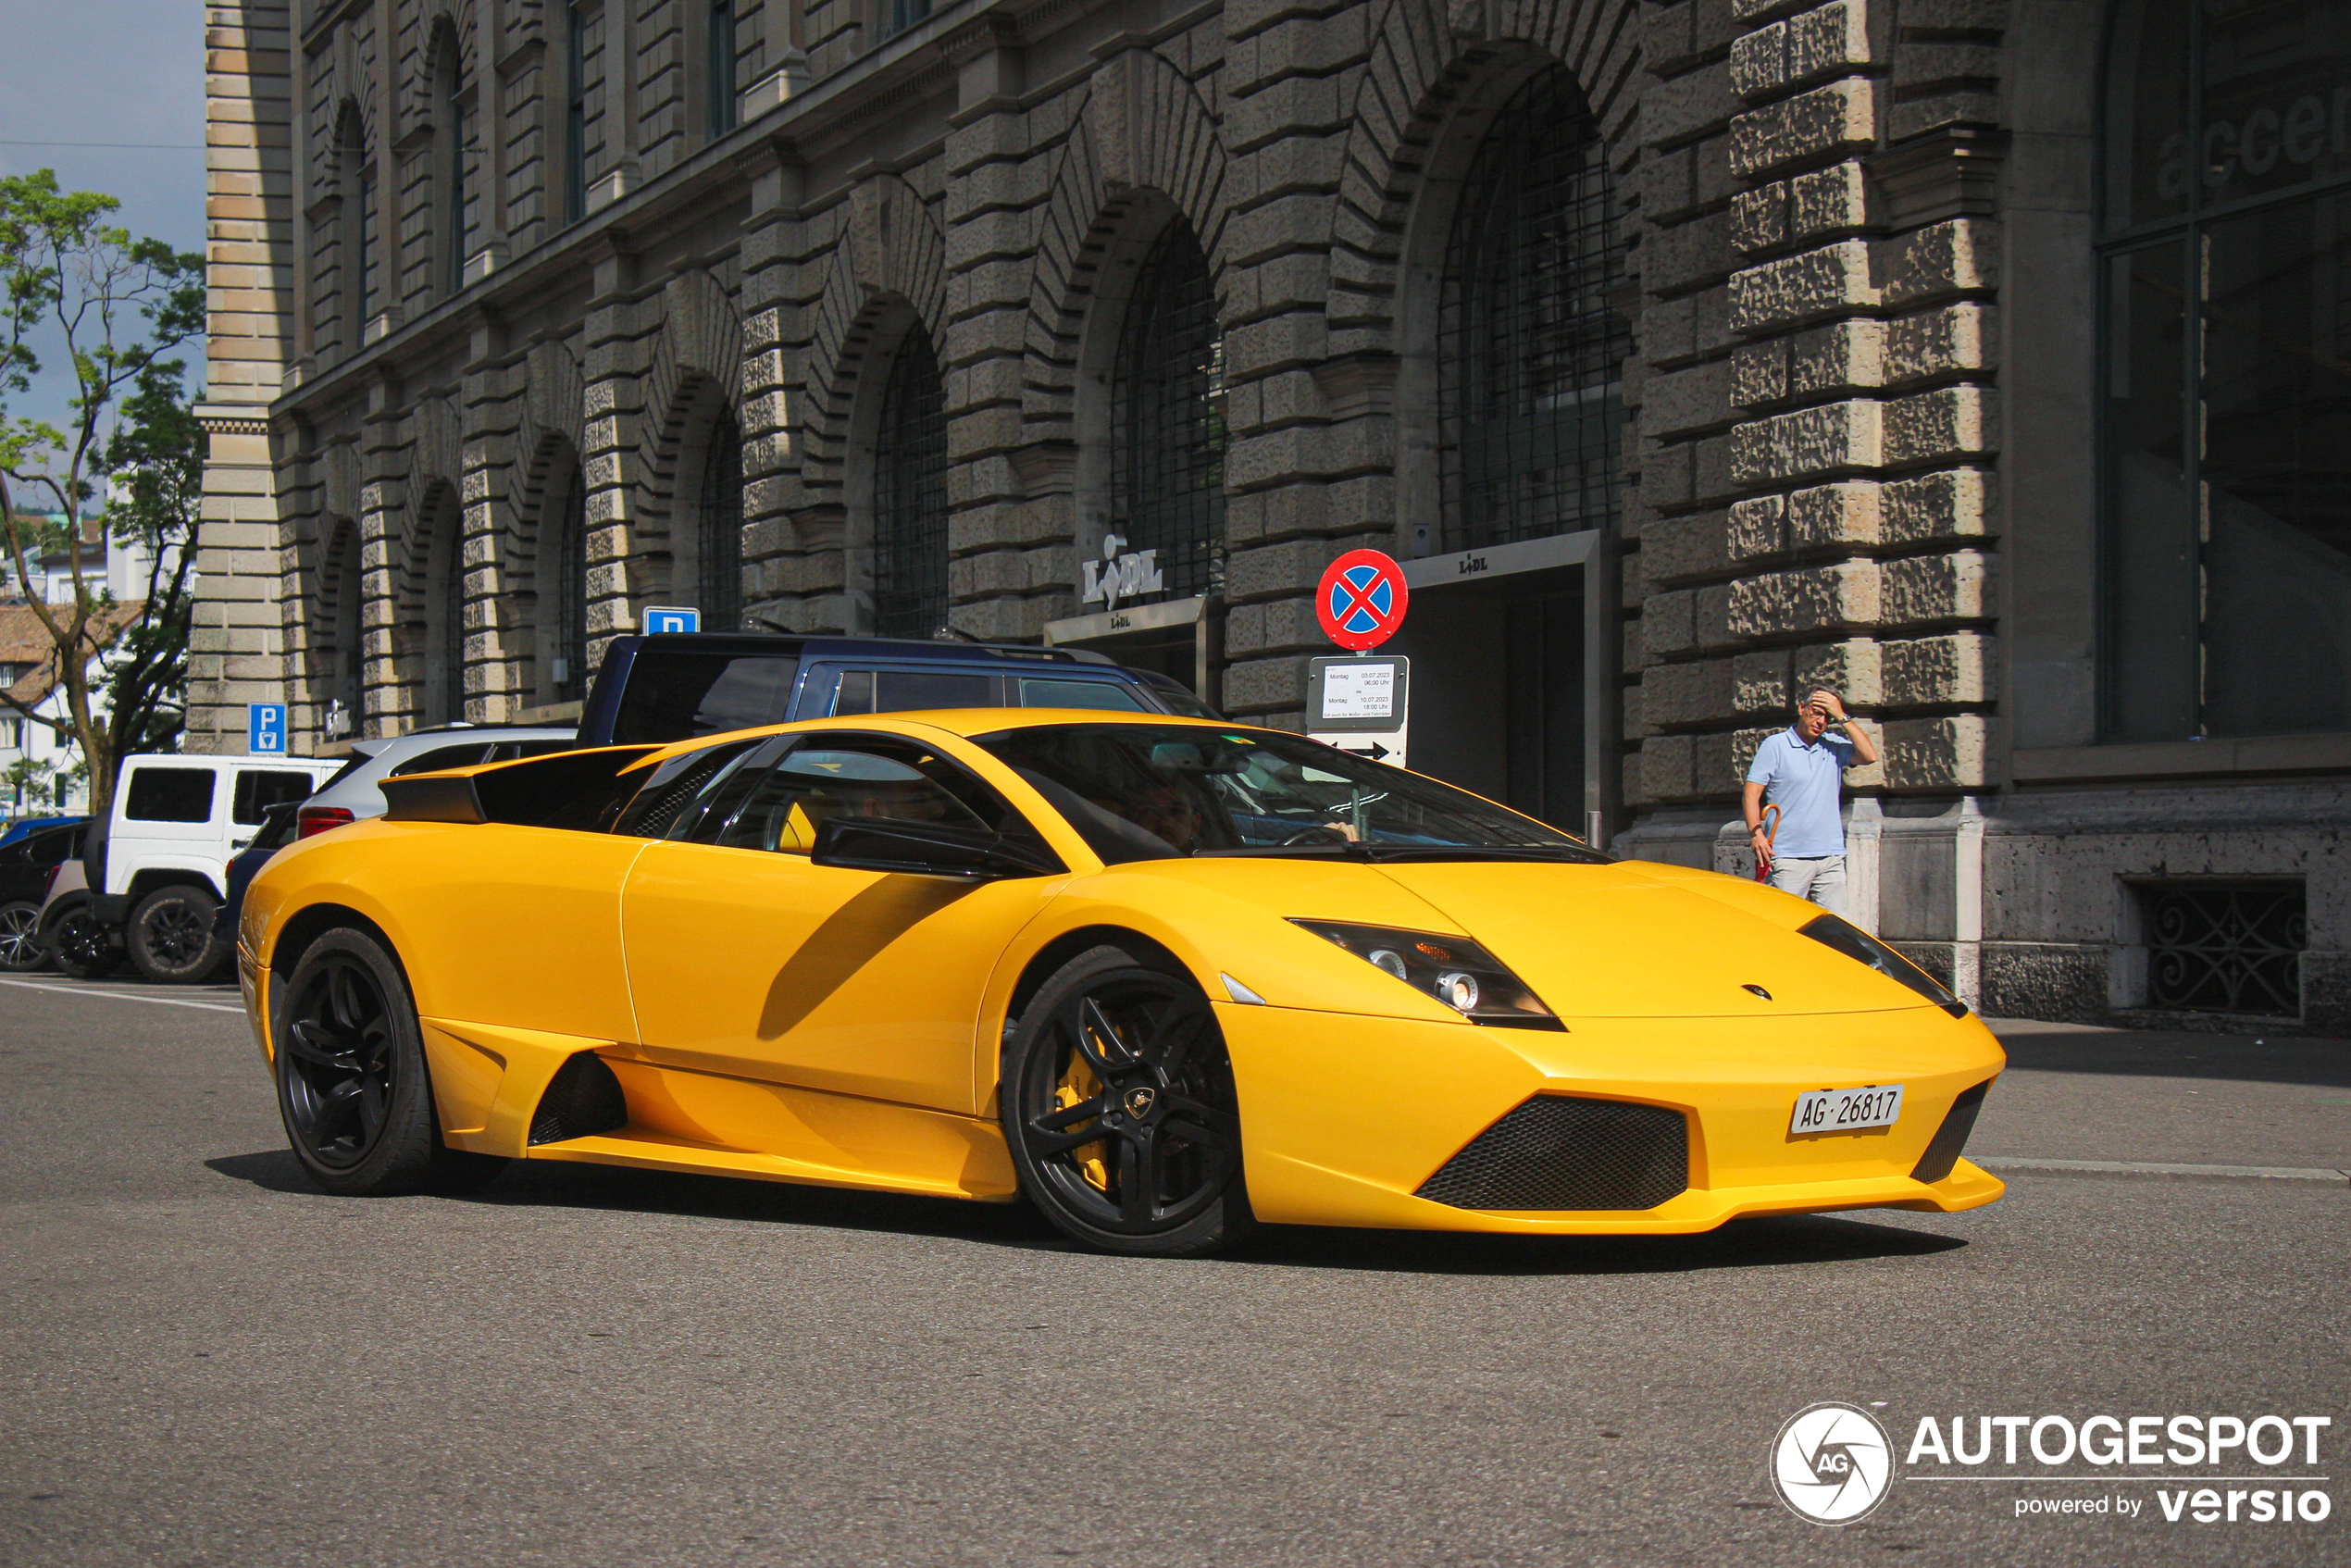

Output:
xmin=381 ymin=745 xmax=662 ymax=828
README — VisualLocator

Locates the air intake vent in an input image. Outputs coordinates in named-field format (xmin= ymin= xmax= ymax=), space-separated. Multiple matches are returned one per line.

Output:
xmin=1415 ymin=1096 xmax=1689 ymax=1211
xmin=1909 ymin=1080 xmax=1990 ymax=1185
xmin=529 ymin=1052 xmax=628 ymax=1145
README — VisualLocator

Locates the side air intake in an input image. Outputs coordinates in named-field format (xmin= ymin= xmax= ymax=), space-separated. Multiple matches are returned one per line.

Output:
xmin=529 ymin=1052 xmax=629 ymax=1145
xmin=1415 ymin=1096 xmax=1689 ymax=1212
xmin=1909 ymin=1080 xmax=1991 ymax=1184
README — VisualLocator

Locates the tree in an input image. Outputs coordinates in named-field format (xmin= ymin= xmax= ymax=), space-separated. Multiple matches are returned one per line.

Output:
xmin=0 ymin=170 xmax=204 ymax=815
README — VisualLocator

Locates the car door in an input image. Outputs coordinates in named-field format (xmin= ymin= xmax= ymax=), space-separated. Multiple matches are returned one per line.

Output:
xmin=111 ymin=762 xmax=223 ymax=893
xmin=618 ymin=729 xmax=1069 ymax=1114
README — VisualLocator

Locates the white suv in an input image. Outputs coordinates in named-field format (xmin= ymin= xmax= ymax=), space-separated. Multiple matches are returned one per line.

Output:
xmin=87 ymin=754 xmax=340 ymax=982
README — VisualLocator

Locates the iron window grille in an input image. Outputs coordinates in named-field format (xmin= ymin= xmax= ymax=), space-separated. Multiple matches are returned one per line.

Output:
xmin=1438 ymin=66 xmax=1630 ymax=554
xmin=440 ymin=529 xmax=466 ymax=723
xmin=873 ymin=332 xmax=951 ymax=639
xmin=1113 ymin=221 xmax=1225 ymax=602
xmin=2096 ymin=0 xmax=2351 ymax=741
xmin=2141 ymin=880 xmax=2307 ymax=1016
xmin=698 ymin=414 xmax=745 ymax=632
xmin=357 ymin=166 xmax=379 ymax=326
xmin=554 ymin=470 xmax=589 ymax=701
xmin=565 ymin=4 xmax=589 ymax=225
xmin=708 ymin=2 xmax=738 ymax=137
xmin=884 ymin=0 xmax=933 ymax=40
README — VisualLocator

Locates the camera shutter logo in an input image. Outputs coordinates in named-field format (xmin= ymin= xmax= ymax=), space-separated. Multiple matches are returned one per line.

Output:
xmin=1771 ymin=1402 xmax=1897 ymax=1524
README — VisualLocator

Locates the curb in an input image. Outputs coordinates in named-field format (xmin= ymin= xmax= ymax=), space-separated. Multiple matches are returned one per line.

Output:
xmin=1978 ymin=1156 xmax=2349 ymax=1186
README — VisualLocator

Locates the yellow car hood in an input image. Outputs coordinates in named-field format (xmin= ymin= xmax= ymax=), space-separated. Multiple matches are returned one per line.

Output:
xmin=1369 ymin=860 xmax=1941 ymax=1019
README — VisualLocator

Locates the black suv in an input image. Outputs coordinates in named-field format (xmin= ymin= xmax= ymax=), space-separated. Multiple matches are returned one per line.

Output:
xmin=578 ymin=633 xmax=1213 ymax=747
xmin=1 ymin=820 xmax=86 ymax=971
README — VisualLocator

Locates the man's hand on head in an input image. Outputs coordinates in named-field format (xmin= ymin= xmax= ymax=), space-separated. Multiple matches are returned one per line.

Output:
xmin=1807 ymin=690 xmax=1848 ymax=723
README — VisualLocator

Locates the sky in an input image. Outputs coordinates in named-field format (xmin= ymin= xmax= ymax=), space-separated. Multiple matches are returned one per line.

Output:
xmin=0 ymin=1 xmax=207 ymax=505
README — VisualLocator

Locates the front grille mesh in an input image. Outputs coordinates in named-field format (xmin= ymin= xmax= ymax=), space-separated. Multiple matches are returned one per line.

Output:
xmin=1415 ymin=1096 xmax=1689 ymax=1211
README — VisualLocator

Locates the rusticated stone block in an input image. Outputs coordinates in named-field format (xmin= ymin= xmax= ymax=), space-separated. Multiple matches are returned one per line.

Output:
xmin=1883 ymin=632 xmax=1992 ymax=705
xmin=1787 ymin=318 xmax=1885 ymax=395
xmin=1644 ymin=656 xmax=1736 ymax=727
xmin=1646 ymin=61 xmax=1740 ymax=149
xmin=1882 ymin=549 xmax=1992 ymax=623
xmin=1729 ymin=80 xmax=1877 ymax=180
xmin=1886 ymin=303 xmax=1996 ymax=385
xmin=1643 ymin=509 xmax=1733 ymax=584
xmin=1729 ymin=493 xmax=1787 ymax=558
xmin=1883 ymin=467 xmax=1996 ymax=542
xmin=1882 ymin=714 xmax=1990 ymax=789
xmin=1698 ymin=582 xmax=1735 ymax=646
xmin=1728 ymin=21 xmax=1789 ymax=103
xmin=1885 ymin=218 xmax=1999 ymax=305
xmin=1729 ymin=239 xmax=1878 ymax=333
xmin=1644 ymin=587 xmax=1699 ymax=657
xmin=1642 ymin=733 xmax=1697 ymax=801
xmin=1787 ymin=480 xmax=1882 ymax=547
xmin=1791 ymin=161 xmax=1872 ymax=238
xmin=1726 ymin=560 xmax=1881 ymax=637
xmin=1793 ymin=637 xmax=1884 ymax=705
xmin=1733 ymin=340 xmax=1789 ymax=406
xmin=1790 ymin=2 xmax=1875 ymax=81
xmin=1644 ymin=360 xmax=1737 ymax=439
xmin=1885 ymin=384 xmax=1998 ymax=465
xmin=1694 ymin=730 xmax=1740 ymax=795
xmin=1733 ymin=182 xmax=1789 ymax=255
xmin=1646 ymin=208 xmax=1734 ymax=294
xmin=1623 ymin=682 xmax=1653 ymax=740
xmin=1734 ymin=647 xmax=1794 ymax=712
xmin=1729 ymin=398 xmax=1882 ymax=484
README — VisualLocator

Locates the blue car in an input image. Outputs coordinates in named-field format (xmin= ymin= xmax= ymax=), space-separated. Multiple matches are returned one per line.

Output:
xmin=213 ymin=801 xmax=303 ymax=950
xmin=0 ymin=815 xmax=87 ymax=850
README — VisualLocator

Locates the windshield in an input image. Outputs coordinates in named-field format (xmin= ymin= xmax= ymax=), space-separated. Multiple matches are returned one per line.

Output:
xmin=974 ymin=723 xmax=1606 ymax=864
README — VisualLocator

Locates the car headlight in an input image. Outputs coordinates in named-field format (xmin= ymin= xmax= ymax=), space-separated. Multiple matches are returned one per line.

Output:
xmin=1798 ymin=914 xmax=1969 ymax=1017
xmin=1288 ymin=919 xmax=1561 ymax=1029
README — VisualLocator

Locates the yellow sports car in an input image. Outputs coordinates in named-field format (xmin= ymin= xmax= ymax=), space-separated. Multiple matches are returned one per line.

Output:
xmin=236 ymin=711 xmax=2004 ymax=1256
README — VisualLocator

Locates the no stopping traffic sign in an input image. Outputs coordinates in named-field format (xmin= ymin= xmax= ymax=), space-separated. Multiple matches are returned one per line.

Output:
xmin=1316 ymin=549 xmax=1410 ymax=651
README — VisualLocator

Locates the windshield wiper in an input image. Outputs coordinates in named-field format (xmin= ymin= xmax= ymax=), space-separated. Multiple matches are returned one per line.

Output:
xmin=1352 ymin=843 xmax=1610 ymax=865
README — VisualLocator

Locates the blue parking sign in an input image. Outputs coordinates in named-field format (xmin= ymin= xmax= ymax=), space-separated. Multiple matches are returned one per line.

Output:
xmin=248 ymin=703 xmax=288 ymax=754
xmin=643 ymin=605 xmax=700 ymax=634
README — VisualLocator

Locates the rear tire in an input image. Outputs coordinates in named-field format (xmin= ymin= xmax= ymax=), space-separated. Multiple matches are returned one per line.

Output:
xmin=274 ymin=926 xmax=508 ymax=1196
xmin=0 ymin=899 xmax=45 ymax=971
xmin=45 ymin=900 xmax=121 ymax=980
xmin=127 ymin=885 xmax=226 ymax=983
xmin=1000 ymin=944 xmax=1253 ymax=1257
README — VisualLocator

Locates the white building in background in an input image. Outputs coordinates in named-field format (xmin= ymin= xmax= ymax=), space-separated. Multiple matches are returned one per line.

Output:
xmin=0 ymin=520 xmax=166 ymax=818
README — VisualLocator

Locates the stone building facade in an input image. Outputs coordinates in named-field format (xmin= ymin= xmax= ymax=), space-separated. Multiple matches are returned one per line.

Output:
xmin=195 ymin=0 xmax=2349 ymax=1031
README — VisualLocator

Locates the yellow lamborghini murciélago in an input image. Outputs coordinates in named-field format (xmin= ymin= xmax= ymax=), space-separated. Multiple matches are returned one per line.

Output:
xmin=236 ymin=711 xmax=2004 ymax=1255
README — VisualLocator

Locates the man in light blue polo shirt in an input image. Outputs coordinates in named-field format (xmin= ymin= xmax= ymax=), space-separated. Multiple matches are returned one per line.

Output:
xmin=1743 ymin=688 xmax=1878 ymax=915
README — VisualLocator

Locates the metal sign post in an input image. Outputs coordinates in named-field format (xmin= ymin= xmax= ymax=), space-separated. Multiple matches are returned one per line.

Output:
xmin=1309 ymin=548 xmax=1412 ymax=767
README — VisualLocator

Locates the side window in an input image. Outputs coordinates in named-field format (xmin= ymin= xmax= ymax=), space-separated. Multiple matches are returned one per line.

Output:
xmin=496 ymin=739 xmax=578 ymax=762
xmin=233 ymin=768 xmax=323 ymax=826
xmin=875 ymin=670 xmax=998 ymax=714
xmin=388 ymin=743 xmax=494 ymax=778
xmin=687 ymin=734 xmax=1032 ymax=856
xmin=1018 ymin=677 xmax=1146 ymax=712
xmin=29 ymin=828 xmax=81 ymax=866
xmin=125 ymin=767 xmax=217 ymax=823
xmin=611 ymin=738 xmax=765 ymax=838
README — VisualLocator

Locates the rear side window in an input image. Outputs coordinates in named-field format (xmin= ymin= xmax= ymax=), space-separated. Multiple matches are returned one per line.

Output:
xmin=612 ymin=650 xmax=801 ymax=743
xmin=125 ymin=767 xmax=216 ymax=823
xmin=611 ymin=740 xmax=765 ymax=838
xmin=233 ymin=769 xmax=319 ymax=825
xmin=28 ymin=827 xmax=83 ymax=865
xmin=388 ymin=743 xmax=493 ymax=778
xmin=1018 ymin=677 xmax=1146 ymax=712
xmin=827 ymin=669 xmax=1001 ymax=716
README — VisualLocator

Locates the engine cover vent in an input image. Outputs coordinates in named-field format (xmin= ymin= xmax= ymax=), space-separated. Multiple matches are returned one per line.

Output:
xmin=529 ymin=1052 xmax=628 ymax=1145
xmin=1415 ymin=1096 xmax=1689 ymax=1212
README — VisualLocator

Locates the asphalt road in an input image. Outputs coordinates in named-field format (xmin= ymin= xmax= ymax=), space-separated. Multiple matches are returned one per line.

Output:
xmin=1 ymin=977 xmax=2344 ymax=1568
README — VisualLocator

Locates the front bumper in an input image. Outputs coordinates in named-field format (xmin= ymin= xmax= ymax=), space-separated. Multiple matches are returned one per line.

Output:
xmin=1217 ymin=1002 xmax=2005 ymax=1234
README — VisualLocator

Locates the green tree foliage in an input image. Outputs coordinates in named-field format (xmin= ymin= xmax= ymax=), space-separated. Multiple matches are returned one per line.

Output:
xmin=0 ymin=170 xmax=204 ymax=814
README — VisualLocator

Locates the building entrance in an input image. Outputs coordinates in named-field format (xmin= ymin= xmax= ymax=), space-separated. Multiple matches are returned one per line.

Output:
xmin=1042 ymin=595 xmax=1223 ymax=712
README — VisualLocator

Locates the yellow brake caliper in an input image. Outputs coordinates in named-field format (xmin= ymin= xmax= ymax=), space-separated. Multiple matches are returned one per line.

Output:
xmin=1055 ymin=1047 xmax=1111 ymax=1192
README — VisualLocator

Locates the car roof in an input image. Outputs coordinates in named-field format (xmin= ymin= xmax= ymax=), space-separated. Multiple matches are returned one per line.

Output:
xmin=634 ymin=631 xmax=1114 ymax=667
xmin=611 ymin=707 xmax=1239 ymax=773
xmin=359 ymin=726 xmax=578 ymax=753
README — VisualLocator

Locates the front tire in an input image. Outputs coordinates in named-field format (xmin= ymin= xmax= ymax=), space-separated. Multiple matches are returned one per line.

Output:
xmin=1000 ymin=945 xmax=1251 ymax=1257
xmin=127 ymin=885 xmax=226 ymax=983
xmin=0 ymin=899 xmax=45 ymax=971
xmin=274 ymin=926 xmax=506 ymax=1196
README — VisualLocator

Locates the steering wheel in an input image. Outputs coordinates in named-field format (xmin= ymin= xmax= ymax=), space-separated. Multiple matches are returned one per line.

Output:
xmin=1279 ymin=823 xmax=1350 ymax=846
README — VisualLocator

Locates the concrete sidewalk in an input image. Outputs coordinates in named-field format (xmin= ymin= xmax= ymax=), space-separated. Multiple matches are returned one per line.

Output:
xmin=1973 ymin=1016 xmax=2350 ymax=1171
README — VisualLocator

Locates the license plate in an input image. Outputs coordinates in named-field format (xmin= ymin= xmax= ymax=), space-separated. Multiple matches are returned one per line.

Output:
xmin=1790 ymin=1084 xmax=1905 ymax=1136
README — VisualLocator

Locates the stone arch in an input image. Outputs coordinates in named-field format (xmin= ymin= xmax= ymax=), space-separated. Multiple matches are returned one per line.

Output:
xmin=639 ymin=268 xmax=748 ymax=615
xmin=1019 ymin=47 xmax=1233 ymax=442
xmin=307 ymin=516 xmax=365 ymax=738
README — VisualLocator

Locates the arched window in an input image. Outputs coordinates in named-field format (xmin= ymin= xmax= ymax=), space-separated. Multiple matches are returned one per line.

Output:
xmin=872 ymin=331 xmax=950 ymax=638
xmin=565 ymin=4 xmax=590 ymax=225
xmin=321 ymin=521 xmax=362 ymax=740
xmin=433 ymin=31 xmax=469 ymax=294
xmin=697 ymin=414 xmax=744 ymax=630
xmin=1437 ymin=66 xmax=1629 ymax=552
xmin=1113 ymin=221 xmax=1225 ymax=600
xmin=2098 ymin=0 xmax=2351 ymax=740
xmin=707 ymin=2 xmax=739 ymax=137
xmin=550 ymin=467 xmax=590 ymax=702
xmin=335 ymin=109 xmax=372 ymax=350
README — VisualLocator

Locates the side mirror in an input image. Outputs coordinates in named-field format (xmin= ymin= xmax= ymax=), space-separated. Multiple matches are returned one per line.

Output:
xmin=809 ymin=815 xmax=1062 ymax=879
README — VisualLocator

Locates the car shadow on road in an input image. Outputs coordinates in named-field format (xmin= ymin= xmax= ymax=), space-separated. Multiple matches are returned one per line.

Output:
xmin=204 ymin=1149 xmax=1965 ymax=1276
xmin=1991 ymin=1024 xmax=2351 ymax=1088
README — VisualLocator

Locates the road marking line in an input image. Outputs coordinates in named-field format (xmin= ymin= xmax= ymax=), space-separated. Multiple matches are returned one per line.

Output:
xmin=1979 ymin=1156 xmax=2347 ymax=1185
xmin=0 ymin=977 xmax=245 ymax=1014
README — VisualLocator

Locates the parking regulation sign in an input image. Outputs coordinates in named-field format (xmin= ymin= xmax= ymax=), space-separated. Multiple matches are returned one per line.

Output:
xmin=1316 ymin=549 xmax=1409 ymax=651
xmin=247 ymin=702 xmax=288 ymax=755
xmin=642 ymin=605 xmax=700 ymax=634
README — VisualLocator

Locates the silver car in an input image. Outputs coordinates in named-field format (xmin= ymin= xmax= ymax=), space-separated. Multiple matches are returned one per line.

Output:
xmin=296 ymin=726 xmax=579 ymax=838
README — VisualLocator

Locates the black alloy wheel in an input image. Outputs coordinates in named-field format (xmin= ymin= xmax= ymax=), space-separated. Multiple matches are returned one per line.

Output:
xmin=0 ymin=900 xmax=44 ymax=971
xmin=1001 ymin=945 xmax=1250 ymax=1256
xmin=45 ymin=902 xmax=121 ymax=980
xmin=274 ymin=926 xmax=506 ymax=1196
xmin=127 ymin=885 xmax=225 ymax=983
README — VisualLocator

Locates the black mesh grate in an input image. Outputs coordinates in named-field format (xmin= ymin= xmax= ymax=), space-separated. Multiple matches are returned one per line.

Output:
xmin=1113 ymin=222 xmax=1225 ymax=601
xmin=1415 ymin=1096 xmax=1688 ymax=1211
xmin=1438 ymin=66 xmax=1630 ymax=553
xmin=529 ymin=1052 xmax=628 ymax=1145
xmin=873 ymin=331 xmax=951 ymax=638
xmin=1909 ymin=1080 xmax=1989 ymax=1185
xmin=2144 ymin=881 xmax=2307 ymax=1015
xmin=698 ymin=415 xmax=744 ymax=631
